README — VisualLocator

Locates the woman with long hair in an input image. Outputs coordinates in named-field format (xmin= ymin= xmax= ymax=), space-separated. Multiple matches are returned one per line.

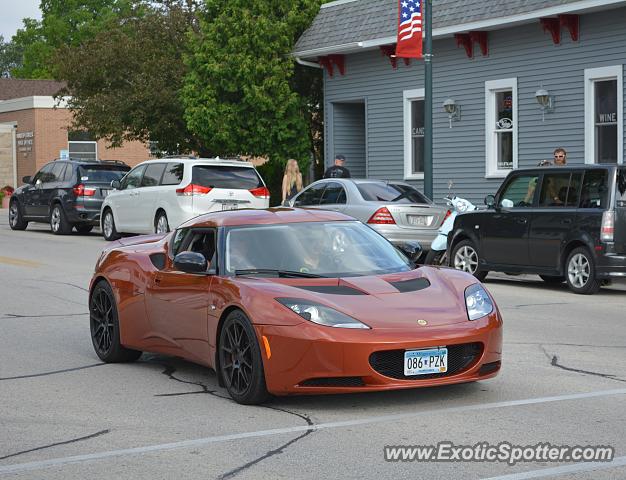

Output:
xmin=281 ymin=159 xmax=303 ymax=205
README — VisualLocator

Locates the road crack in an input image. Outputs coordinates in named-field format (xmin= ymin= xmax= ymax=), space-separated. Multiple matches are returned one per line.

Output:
xmin=0 ymin=363 xmax=106 ymax=381
xmin=1 ymin=312 xmax=88 ymax=320
xmin=0 ymin=429 xmax=109 ymax=461
xmin=540 ymin=345 xmax=626 ymax=383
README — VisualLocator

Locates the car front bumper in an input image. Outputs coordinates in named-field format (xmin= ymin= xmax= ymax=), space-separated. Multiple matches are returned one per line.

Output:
xmin=255 ymin=311 xmax=502 ymax=396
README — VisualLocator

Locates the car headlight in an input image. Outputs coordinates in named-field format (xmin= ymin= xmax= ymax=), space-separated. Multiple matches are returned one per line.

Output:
xmin=464 ymin=284 xmax=494 ymax=321
xmin=276 ymin=298 xmax=370 ymax=329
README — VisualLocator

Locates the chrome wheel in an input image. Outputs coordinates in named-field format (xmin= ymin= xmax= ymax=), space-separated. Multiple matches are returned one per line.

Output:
xmin=50 ymin=207 xmax=61 ymax=232
xmin=454 ymin=245 xmax=478 ymax=274
xmin=568 ymin=253 xmax=590 ymax=289
xmin=103 ymin=212 xmax=114 ymax=238
xmin=9 ymin=202 xmax=18 ymax=227
xmin=156 ymin=214 xmax=169 ymax=234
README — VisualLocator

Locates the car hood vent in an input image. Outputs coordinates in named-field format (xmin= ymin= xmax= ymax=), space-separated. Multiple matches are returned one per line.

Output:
xmin=296 ymin=285 xmax=367 ymax=295
xmin=387 ymin=277 xmax=431 ymax=293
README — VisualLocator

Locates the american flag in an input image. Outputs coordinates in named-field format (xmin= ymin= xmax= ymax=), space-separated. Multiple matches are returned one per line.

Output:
xmin=395 ymin=0 xmax=423 ymax=58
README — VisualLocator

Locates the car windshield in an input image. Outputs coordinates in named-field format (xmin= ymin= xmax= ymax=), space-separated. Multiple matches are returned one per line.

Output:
xmin=79 ymin=165 xmax=130 ymax=183
xmin=225 ymin=221 xmax=411 ymax=277
xmin=357 ymin=182 xmax=430 ymax=204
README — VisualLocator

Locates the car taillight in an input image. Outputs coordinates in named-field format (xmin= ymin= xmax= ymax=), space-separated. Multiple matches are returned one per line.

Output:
xmin=176 ymin=184 xmax=212 ymax=196
xmin=440 ymin=209 xmax=452 ymax=226
xmin=249 ymin=186 xmax=270 ymax=199
xmin=73 ymin=184 xmax=96 ymax=197
xmin=601 ymin=210 xmax=615 ymax=242
xmin=368 ymin=207 xmax=396 ymax=224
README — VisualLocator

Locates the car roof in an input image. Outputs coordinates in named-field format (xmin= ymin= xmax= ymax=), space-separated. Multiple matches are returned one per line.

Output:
xmin=180 ymin=208 xmax=354 ymax=229
xmin=514 ymin=164 xmax=618 ymax=173
xmin=313 ymin=178 xmax=413 ymax=186
xmin=142 ymin=157 xmax=256 ymax=168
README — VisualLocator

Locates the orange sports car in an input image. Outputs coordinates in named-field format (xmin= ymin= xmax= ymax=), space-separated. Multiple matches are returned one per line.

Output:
xmin=89 ymin=208 xmax=502 ymax=404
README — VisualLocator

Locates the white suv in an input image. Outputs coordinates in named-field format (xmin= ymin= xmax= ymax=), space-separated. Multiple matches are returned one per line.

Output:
xmin=100 ymin=157 xmax=270 ymax=240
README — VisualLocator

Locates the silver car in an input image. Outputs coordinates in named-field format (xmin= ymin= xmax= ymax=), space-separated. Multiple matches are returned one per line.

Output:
xmin=288 ymin=179 xmax=448 ymax=250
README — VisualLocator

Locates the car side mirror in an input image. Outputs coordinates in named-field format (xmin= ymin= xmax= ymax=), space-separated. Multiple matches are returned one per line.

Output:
xmin=173 ymin=252 xmax=208 ymax=274
xmin=484 ymin=194 xmax=496 ymax=209
xmin=22 ymin=175 xmax=32 ymax=184
xmin=397 ymin=241 xmax=422 ymax=262
xmin=111 ymin=180 xmax=121 ymax=189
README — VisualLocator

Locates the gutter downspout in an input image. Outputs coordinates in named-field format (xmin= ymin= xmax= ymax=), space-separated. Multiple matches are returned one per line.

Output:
xmin=12 ymin=125 xmax=17 ymax=188
xmin=295 ymin=57 xmax=323 ymax=69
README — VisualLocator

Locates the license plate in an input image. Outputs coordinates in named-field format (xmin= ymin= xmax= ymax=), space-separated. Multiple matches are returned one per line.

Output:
xmin=221 ymin=203 xmax=238 ymax=211
xmin=407 ymin=215 xmax=432 ymax=227
xmin=404 ymin=347 xmax=448 ymax=376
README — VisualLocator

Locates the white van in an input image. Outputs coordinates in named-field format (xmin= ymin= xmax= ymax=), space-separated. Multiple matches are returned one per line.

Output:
xmin=100 ymin=157 xmax=270 ymax=240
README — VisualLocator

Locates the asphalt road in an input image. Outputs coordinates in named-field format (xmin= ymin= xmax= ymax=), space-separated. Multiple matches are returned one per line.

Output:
xmin=1 ymin=209 xmax=625 ymax=480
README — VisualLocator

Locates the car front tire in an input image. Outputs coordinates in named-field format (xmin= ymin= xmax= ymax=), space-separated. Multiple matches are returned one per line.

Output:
xmin=9 ymin=200 xmax=28 ymax=230
xmin=90 ymin=280 xmax=142 ymax=363
xmin=451 ymin=239 xmax=488 ymax=281
xmin=565 ymin=247 xmax=600 ymax=295
xmin=50 ymin=204 xmax=72 ymax=235
xmin=218 ymin=310 xmax=270 ymax=405
xmin=102 ymin=209 xmax=121 ymax=241
xmin=424 ymin=249 xmax=447 ymax=266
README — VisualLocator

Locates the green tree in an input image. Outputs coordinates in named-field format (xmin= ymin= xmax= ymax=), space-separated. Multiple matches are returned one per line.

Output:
xmin=11 ymin=0 xmax=136 ymax=78
xmin=0 ymin=35 xmax=23 ymax=77
xmin=55 ymin=3 xmax=200 ymax=154
xmin=182 ymin=0 xmax=322 ymax=179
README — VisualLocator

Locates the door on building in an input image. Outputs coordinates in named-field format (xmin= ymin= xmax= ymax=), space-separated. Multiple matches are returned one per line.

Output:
xmin=332 ymin=101 xmax=366 ymax=178
xmin=0 ymin=125 xmax=15 ymax=191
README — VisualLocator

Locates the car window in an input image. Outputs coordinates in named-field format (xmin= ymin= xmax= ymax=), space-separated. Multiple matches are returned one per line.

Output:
xmin=320 ymin=182 xmax=347 ymax=205
xmin=162 ymin=163 xmax=184 ymax=186
xmin=293 ymin=183 xmax=326 ymax=206
xmin=192 ymin=165 xmax=262 ymax=189
xmin=49 ymin=162 xmax=67 ymax=183
xmin=499 ymin=174 xmax=540 ymax=208
xmin=617 ymin=168 xmax=626 ymax=207
xmin=184 ymin=230 xmax=216 ymax=264
xmin=78 ymin=165 xmax=129 ymax=183
xmin=357 ymin=183 xmax=430 ymax=204
xmin=120 ymin=165 xmax=146 ymax=190
xmin=538 ymin=173 xmax=573 ymax=207
xmin=34 ymin=164 xmax=54 ymax=184
xmin=142 ymin=163 xmax=166 ymax=187
xmin=63 ymin=164 xmax=75 ymax=182
xmin=171 ymin=228 xmax=190 ymax=256
xmin=579 ymin=170 xmax=609 ymax=209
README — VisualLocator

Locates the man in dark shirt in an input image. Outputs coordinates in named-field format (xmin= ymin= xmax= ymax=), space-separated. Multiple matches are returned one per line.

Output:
xmin=323 ymin=154 xmax=351 ymax=179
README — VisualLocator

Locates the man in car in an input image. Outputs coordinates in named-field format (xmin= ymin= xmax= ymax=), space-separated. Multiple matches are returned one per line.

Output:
xmin=323 ymin=155 xmax=351 ymax=179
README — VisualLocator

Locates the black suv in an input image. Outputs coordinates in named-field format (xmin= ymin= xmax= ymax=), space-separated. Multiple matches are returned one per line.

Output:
xmin=9 ymin=159 xmax=130 ymax=235
xmin=448 ymin=165 xmax=626 ymax=294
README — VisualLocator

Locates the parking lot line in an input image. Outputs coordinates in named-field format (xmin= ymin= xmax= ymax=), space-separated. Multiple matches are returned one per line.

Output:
xmin=0 ymin=256 xmax=42 ymax=268
xmin=482 ymin=455 xmax=626 ymax=479
xmin=1 ymin=387 xmax=625 ymax=475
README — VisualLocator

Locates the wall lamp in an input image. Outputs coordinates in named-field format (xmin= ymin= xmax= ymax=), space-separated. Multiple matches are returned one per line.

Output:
xmin=443 ymin=98 xmax=461 ymax=128
xmin=535 ymin=88 xmax=555 ymax=121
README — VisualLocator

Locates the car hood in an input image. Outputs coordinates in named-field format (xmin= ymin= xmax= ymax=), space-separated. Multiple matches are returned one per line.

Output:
xmin=236 ymin=267 xmax=480 ymax=329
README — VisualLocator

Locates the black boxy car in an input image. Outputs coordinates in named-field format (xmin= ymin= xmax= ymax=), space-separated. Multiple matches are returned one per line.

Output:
xmin=448 ymin=165 xmax=626 ymax=294
xmin=9 ymin=159 xmax=130 ymax=235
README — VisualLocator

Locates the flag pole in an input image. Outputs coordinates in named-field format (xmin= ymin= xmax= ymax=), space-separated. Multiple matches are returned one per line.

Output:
xmin=423 ymin=0 xmax=433 ymax=199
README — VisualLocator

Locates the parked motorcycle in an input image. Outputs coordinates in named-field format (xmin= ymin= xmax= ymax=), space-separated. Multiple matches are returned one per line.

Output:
xmin=424 ymin=195 xmax=476 ymax=266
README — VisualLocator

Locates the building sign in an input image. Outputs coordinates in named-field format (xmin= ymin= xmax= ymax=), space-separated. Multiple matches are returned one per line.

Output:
xmin=60 ymin=149 xmax=69 ymax=160
xmin=17 ymin=131 xmax=34 ymax=155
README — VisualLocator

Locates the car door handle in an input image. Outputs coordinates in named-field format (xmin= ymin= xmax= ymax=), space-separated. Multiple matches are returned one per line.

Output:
xmin=561 ymin=218 xmax=572 ymax=225
xmin=515 ymin=218 xmax=528 ymax=224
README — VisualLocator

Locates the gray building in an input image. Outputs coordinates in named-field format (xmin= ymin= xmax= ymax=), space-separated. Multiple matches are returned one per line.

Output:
xmin=293 ymin=0 xmax=626 ymax=203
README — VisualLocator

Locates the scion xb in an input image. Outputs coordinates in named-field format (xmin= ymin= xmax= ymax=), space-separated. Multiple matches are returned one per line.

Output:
xmin=448 ymin=165 xmax=626 ymax=294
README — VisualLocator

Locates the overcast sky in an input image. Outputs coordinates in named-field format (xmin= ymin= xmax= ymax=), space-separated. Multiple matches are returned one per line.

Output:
xmin=0 ymin=0 xmax=42 ymax=41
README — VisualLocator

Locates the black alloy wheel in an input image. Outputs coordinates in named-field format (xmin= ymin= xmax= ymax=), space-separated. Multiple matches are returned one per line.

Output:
xmin=90 ymin=281 xmax=142 ymax=363
xmin=9 ymin=200 xmax=28 ymax=230
xmin=219 ymin=310 xmax=269 ymax=405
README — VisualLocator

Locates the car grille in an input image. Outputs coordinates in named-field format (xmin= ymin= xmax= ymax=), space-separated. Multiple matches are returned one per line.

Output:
xmin=369 ymin=342 xmax=483 ymax=380
xmin=299 ymin=377 xmax=365 ymax=387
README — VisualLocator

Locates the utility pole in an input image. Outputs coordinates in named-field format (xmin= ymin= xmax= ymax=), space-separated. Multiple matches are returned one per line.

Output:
xmin=423 ymin=0 xmax=433 ymax=199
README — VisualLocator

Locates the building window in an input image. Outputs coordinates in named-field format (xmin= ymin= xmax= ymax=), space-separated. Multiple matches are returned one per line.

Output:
xmin=485 ymin=78 xmax=518 ymax=177
xmin=68 ymin=131 xmax=98 ymax=161
xmin=585 ymin=66 xmax=623 ymax=165
xmin=403 ymin=88 xmax=425 ymax=180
